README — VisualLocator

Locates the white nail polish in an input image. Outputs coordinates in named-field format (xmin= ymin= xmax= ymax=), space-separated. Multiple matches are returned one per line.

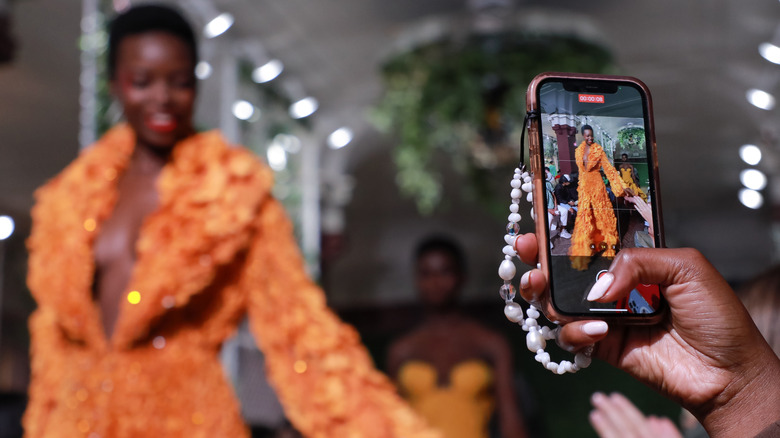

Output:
xmin=582 ymin=321 xmax=608 ymax=336
xmin=587 ymin=273 xmax=613 ymax=301
xmin=520 ymin=271 xmax=530 ymax=289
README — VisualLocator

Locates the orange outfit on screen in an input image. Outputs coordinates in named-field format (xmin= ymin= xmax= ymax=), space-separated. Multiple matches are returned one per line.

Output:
xmin=570 ymin=141 xmax=628 ymax=270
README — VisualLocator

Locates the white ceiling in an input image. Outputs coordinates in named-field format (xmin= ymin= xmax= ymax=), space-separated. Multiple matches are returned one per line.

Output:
xmin=0 ymin=1 xmax=778 ymax=304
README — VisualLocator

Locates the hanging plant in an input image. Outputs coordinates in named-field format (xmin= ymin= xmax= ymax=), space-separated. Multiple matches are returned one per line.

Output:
xmin=372 ymin=32 xmax=614 ymax=215
xmin=617 ymin=126 xmax=646 ymax=151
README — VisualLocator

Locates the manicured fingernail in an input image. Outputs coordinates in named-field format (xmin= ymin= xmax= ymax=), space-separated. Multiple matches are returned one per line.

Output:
xmin=587 ymin=273 xmax=613 ymax=301
xmin=591 ymin=392 xmax=606 ymax=404
xmin=520 ymin=271 xmax=530 ymax=289
xmin=582 ymin=321 xmax=608 ymax=336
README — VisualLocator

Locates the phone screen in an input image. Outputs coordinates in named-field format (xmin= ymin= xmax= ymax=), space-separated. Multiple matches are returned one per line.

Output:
xmin=536 ymin=79 xmax=662 ymax=317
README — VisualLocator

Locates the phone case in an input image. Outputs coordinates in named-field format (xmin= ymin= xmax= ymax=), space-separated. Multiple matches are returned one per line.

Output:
xmin=525 ymin=72 xmax=666 ymax=325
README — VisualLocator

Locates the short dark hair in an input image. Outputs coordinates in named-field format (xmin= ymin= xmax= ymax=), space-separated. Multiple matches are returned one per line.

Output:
xmin=414 ymin=235 xmax=466 ymax=273
xmin=107 ymin=4 xmax=197 ymax=79
xmin=581 ymin=124 xmax=593 ymax=135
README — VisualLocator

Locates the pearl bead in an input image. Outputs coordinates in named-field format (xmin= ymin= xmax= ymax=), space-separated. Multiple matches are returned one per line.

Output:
xmin=504 ymin=302 xmax=523 ymax=322
xmin=500 ymin=159 xmax=585 ymax=375
xmin=575 ymin=352 xmax=592 ymax=368
xmin=498 ymin=260 xmax=516 ymax=281
xmin=504 ymin=234 xmax=516 ymax=245
xmin=526 ymin=329 xmax=546 ymax=352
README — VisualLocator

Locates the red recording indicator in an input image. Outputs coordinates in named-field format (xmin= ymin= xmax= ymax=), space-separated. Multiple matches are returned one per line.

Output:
xmin=579 ymin=94 xmax=605 ymax=103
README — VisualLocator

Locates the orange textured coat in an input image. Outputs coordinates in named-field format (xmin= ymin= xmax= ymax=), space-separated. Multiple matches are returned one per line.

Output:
xmin=570 ymin=141 xmax=628 ymax=267
xmin=24 ymin=125 xmax=439 ymax=438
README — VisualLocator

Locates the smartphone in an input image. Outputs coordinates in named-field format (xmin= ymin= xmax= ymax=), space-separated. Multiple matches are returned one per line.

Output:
xmin=525 ymin=72 xmax=665 ymax=324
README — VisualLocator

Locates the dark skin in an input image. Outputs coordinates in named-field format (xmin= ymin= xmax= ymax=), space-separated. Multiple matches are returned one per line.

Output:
xmin=92 ymin=31 xmax=196 ymax=339
xmin=387 ymin=250 xmax=528 ymax=438
xmin=514 ymin=234 xmax=780 ymax=438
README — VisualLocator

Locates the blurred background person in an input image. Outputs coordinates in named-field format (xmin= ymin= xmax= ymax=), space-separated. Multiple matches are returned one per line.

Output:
xmin=387 ymin=236 xmax=529 ymax=438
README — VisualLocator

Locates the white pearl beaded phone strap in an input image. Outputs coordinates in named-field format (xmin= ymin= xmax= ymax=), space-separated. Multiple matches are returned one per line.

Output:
xmin=498 ymin=111 xmax=594 ymax=375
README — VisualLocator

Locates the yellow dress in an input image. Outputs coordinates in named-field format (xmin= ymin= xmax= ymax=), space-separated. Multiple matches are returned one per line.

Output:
xmin=398 ymin=360 xmax=494 ymax=438
xmin=570 ymin=142 xmax=628 ymax=270
xmin=619 ymin=166 xmax=647 ymax=201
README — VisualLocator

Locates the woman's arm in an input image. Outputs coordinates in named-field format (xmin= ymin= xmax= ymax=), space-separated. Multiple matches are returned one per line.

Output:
xmin=482 ymin=330 xmax=529 ymax=438
xmin=599 ymin=149 xmax=631 ymax=197
xmin=242 ymin=197 xmax=439 ymax=438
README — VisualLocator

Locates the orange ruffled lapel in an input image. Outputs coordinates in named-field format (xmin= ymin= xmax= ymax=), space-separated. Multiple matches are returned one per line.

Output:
xmin=27 ymin=124 xmax=273 ymax=349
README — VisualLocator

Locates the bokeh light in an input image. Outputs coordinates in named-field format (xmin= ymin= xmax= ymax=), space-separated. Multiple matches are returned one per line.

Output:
xmin=252 ymin=60 xmax=284 ymax=83
xmin=759 ymin=42 xmax=780 ymax=65
xmin=0 ymin=216 xmax=14 ymax=240
xmin=739 ymin=144 xmax=762 ymax=165
xmin=327 ymin=127 xmax=353 ymax=149
xmin=204 ymin=13 xmax=234 ymax=39
xmin=232 ymin=100 xmax=255 ymax=121
xmin=746 ymin=88 xmax=776 ymax=110
xmin=739 ymin=188 xmax=764 ymax=209
xmin=289 ymin=97 xmax=318 ymax=119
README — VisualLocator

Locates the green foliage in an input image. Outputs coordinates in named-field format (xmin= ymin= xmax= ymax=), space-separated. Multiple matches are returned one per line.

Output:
xmin=617 ymin=126 xmax=646 ymax=151
xmin=372 ymin=32 xmax=614 ymax=215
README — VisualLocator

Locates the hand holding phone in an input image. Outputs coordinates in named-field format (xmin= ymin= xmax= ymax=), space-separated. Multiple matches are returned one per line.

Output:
xmin=512 ymin=238 xmax=780 ymax=438
xmin=525 ymin=72 xmax=665 ymax=324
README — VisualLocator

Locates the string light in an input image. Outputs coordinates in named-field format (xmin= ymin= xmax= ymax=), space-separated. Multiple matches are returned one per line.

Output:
xmin=739 ymin=144 xmax=762 ymax=165
xmin=738 ymin=188 xmax=764 ymax=209
xmin=327 ymin=127 xmax=353 ymax=149
xmin=267 ymin=144 xmax=287 ymax=171
xmin=289 ymin=97 xmax=318 ymax=119
xmin=231 ymin=100 xmax=256 ymax=121
xmin=252 ymin=60 xmax=284 ymax=83
xmin=0 ymin=216 xmax=14 ymax=240
xmin=758 ymin=42 xmax=780 ymax=65
xmin=746 ymin=88 xmax=776 ymax=110
xmin=203 ymin=12 xmax=234 ymax=39
xmin=740 ymin=169 xmax=767 ymax=191
xmin=195 ymin=61 xmax=212 ymax=80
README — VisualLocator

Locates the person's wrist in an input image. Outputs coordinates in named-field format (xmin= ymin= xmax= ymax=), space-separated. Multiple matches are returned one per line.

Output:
xmin=699 ymin=348 xmax=780 ymax=437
